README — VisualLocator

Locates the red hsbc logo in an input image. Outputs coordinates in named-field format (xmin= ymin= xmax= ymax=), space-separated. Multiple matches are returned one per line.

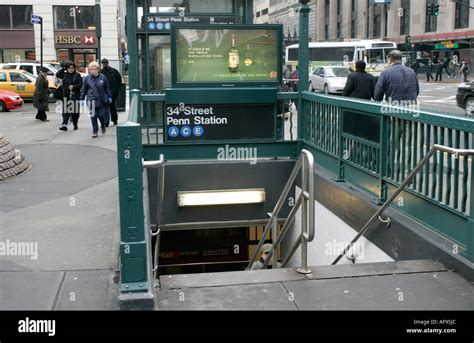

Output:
xmin=83 ymin=36 xmax=96 ymax=44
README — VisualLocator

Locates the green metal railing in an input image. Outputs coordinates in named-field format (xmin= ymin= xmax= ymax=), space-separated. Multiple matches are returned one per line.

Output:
xmin=117 ymin=91 xmax=153 ymax=294
xmin=118 ymin=88 xmax=474 ymax=296
xmin=301 ymin=92 xmax=474 ymax=261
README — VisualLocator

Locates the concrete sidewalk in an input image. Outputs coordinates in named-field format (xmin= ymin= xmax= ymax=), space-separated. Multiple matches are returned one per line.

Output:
xmin=0 ymin=103 xmax=124 ymax=310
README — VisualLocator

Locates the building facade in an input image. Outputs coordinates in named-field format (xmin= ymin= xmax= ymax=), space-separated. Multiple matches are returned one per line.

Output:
xmin=265 ymin=0 xmax=474 ymax=63
xmin=254 ymin=0 xmax=269 ymax=24
xmin=268 ymin=0 xmax=318 ymax=43
xmin=0 ymin=0 xmax=124 ymax=70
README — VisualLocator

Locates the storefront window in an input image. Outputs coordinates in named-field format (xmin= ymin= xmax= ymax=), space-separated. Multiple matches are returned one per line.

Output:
xmin=12 ymin=6 xmax=33 ymax=29
xmin=57 ymin=49 xmax=70 ymax=62
xmin=0 ymin=5 xmax=33 ymax=30
xmin=0 ymin=49 xmax=35 ymax=63
xmin=75 ymin=7 xmax=95 ymax=30
xmin=0 ymin=6 xmax=10 ymax=29
xmin=54 ymin=6 xmax=95 ymax=30
xmin=455 ymin=0 xmax=469 ymax=29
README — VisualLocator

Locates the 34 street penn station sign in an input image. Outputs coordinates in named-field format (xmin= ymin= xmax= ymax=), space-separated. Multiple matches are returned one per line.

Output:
xmin=54 ymin=32 xmax=98 ymax=48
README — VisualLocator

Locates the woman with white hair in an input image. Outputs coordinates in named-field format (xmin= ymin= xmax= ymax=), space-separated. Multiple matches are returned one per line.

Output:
xmin=80 ymin=61 xmax=112 ymax=138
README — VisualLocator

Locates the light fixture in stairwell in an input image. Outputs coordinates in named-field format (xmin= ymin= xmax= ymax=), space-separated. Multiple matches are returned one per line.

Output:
xmin=177 ymin=189 xmax=266 ymax=207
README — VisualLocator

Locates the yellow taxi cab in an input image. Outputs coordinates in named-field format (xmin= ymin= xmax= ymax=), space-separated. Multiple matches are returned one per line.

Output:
xmin=0 ymin=69 xmax=58 ymax=103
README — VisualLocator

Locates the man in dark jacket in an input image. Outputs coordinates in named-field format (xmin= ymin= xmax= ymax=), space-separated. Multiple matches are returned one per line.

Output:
xmin=435 ymin=59 xmax=444 ymax=82
xmin=33 ymin=67 xmax=50 ymax=121
xmin=101 ymin=58 xmax=122 ymax=126
xmin=56 ymin=61 xmax=83 ymax=131
xmin=342 ymin=61 xmax=375 ymax=100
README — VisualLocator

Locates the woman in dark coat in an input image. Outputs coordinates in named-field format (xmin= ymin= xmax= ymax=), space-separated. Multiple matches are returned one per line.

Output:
xmin=80 ymin=61 xmax=112 ymax=138
xmin=56 ymin=61 xmax=83 ymax=131
xmin=33 ymin=67 xmax=50 ymax=121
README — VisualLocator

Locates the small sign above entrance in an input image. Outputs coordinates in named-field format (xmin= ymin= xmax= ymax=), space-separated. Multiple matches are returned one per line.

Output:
xmin=147 ymin=15 xmax=235 ymax=32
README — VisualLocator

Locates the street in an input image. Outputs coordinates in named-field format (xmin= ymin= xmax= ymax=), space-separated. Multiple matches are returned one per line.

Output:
xmin=308 ymin=78 xmax=466 ymax=116
xmin=418 ymin=80 xmax=465 ymax=116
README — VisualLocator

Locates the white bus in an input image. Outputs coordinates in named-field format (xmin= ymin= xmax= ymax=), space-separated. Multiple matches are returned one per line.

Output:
xmin=285 ymin=40 xmax=397 ymax=76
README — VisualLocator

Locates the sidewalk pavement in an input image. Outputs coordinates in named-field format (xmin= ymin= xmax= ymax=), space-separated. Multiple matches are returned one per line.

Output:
xmin=0 ymin=103 xmax=124 ymax=310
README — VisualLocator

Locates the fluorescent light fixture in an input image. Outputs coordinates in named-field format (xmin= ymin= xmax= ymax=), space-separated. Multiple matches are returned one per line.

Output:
xmin=177 ymin=189 xmax=266 ymax=207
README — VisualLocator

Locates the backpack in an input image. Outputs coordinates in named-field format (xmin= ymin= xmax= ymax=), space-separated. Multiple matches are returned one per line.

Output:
xmin=465 ymin=64 xmax=470 ymax=73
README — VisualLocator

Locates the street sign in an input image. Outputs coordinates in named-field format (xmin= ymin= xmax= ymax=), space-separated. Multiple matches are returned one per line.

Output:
xmin=31 ymin=15 xmax=42 ymax=25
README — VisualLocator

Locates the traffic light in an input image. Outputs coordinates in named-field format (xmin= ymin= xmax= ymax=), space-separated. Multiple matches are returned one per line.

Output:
xmin=427 ymin=3 xmax=433 ymax=16
xmin=434 ymin=4 xmax=440 ymax=16
xmin=405 ymin=35 xmax=411 ymax=46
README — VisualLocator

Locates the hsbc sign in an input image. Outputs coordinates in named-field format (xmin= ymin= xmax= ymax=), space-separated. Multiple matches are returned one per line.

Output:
xmin=54 ymin=32 xmax=98 ymax=48
xmin=83 ymin=36 xmax=96 ymax=44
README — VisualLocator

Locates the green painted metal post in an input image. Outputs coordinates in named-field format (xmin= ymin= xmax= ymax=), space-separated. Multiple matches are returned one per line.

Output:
xmin=335 ymin=107 xmax=345 ymax=182
xmin=297 ymin=2 xmax=310 ymax=94
xmin=117 ymin=90 xmax=150 ymax=294
xmin=469 ymin=157 xmax=474 ymax=261
xmin=126 ymin=0 xmax=139 ymax=90
xmin=298 ymin=1 xmax=310 ymax=148
xmin=245 ymin=0 xmax=254 ymax=24
xmin=378 ymin=115 xmax=389 ymax=204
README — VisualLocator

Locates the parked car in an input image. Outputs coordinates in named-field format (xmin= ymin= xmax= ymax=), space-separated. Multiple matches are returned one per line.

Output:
xmin=0 ymin=90 xmax=23 ymax=112
xmin=0 ymin=69 xmax=58 ymax=103
xmin=0 ymin=62 xmax=59 ymax=82
xmin=309 ymin=66 xmax=350 ymax=95
xmin=456 ymin=81 xmax=474 ymax=116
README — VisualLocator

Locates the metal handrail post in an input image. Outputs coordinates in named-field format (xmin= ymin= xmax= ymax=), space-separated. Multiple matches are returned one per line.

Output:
xmin=303 ymin=149 xmax=315 ymax=242
xmin=251 ymin=150 xmax=315 ymax=273
xmin=271 ymin=215 xmax=278 ymax=269
xmin=247 ymin=154 xmax=304 ymax=269
xmin=332 ymin=145 xmax=474 ymax=265
xmin=298 ymin=153 xmax=312 ymax=274
xmin=142 ymin=155 xmax=165 ymax=279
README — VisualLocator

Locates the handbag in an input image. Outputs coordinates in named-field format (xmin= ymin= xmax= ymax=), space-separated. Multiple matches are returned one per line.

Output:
xmin=54 ymin=85 xmax=64 ymax=101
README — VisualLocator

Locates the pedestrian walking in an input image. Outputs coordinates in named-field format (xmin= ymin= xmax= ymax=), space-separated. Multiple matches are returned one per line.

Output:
xmin=56 ymin=61 xmax=83 ymax=131
xmin=101 ymin=58 xmax=122 ymax=126
xmin=426 ymin=59 xmax=434 ymax=82
xmin=33 ymin=67 xmax=50 ymax=122
xmin=443 ymin=58 xmax=452 ymax=78
xmin=460 ymin=60 xmax=470 ymax=83
xmin=80 ymin=62 xmax=112 ymax=138
xmin=374 ymin=50 xmax=419 ymax=103
xmin=435 ymin=59 xmax=444 ymax=82
xmin=342 ymin=60 xmax=375 ymax=100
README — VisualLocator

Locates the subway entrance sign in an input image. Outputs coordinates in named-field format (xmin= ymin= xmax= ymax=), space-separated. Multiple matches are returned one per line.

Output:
xmin=164 ymin=24 xmax=283 ymax=143
xmin=165 ymin=104 xmax=275 ymax=141
xmin=164 ymin=88 xmax=277 ymax=142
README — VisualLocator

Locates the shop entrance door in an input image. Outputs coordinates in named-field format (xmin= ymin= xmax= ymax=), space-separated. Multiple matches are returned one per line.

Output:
xmin=73 ymin=49 xmax=96 ymax=74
